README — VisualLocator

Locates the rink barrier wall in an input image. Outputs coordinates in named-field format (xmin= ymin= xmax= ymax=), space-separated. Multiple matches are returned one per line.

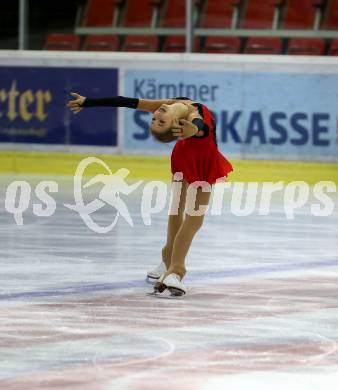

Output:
xmin=0 ymin=50 xmax=338 ymax=163
xmin=1 ymin=151 xmax=338 ymax=185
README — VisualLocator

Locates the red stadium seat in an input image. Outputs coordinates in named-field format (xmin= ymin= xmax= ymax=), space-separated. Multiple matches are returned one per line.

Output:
xmin=123 ymin=0 xmax=154 ymax=27
xmin=244 ymin=37 xmax=282 ymax=54
xmin=160 ymin=0 xmax=202 ymax=27
xmin=242 ymin=0 xmax=275 ymax=29
xmin=204 ymin=36 xmax=240 ymax=53
xmin=283 ymin=0 xmax=317 ymax=29
xmin=83 ymin=35 xmax=119 ymax=51
xmin=313 ymin=0 xmax=326 ymax=4
xmin=288 ymin=38 xmax=325 ymax=55
xmin=83 ymin=0 xmax=124 ymax=27
xmin=163 ymin=36 xmax=201 ymax=52
xmin=160 ymin=0 xmax=185 ymax=27
xmin=322 ymin=0 xmax=338 ymax=29
xmin=122 ymin=35 xmax=159 ymax=52
xmin=329 ymin=39 xmax=338 ymax=55
xmin=44 ymin=34 xmax=80 ymax=51
xmin=200 ymin=0 xmax=236 ymax=28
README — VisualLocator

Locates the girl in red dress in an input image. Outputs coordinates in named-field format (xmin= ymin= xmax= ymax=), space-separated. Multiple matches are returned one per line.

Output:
xmin=68 ymin=94 xmax=233 ymax=296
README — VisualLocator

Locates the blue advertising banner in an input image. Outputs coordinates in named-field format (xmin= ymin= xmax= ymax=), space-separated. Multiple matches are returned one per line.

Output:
xmin=0 ymin=66 xmax=118 ymax=146
xmin=124 ymin=69 xmax=338 ymax=161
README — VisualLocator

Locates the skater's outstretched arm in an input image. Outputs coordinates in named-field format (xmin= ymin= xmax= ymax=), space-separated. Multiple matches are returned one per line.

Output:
xmin=137 ymin=99 xmax=176 ymax=113
xmin=67 ymin=93 xmax=175 ymax=114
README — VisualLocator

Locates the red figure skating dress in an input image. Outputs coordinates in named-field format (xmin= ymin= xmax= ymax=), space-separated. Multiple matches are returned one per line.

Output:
xmin=171 ymin=101 xmax=233 ymax=184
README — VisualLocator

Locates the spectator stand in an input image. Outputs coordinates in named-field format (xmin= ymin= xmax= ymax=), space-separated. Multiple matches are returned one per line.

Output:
xmin=44 ymin=0 xmax=338 ymax=53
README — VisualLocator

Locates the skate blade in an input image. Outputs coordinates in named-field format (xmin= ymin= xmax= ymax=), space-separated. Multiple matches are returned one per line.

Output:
xmin=147 ymin=285 xmax=185 ymax=299
xmin=145 ymin=276 xmax=159 ymax=285
xmin=146 ymin=282 xmax=167 ymax=297
xmin=146 ymin=291 xmax=158 ymax=296
xmin=154 ymin=282 xmax=167 ymax=293
xmin=150 ymin=291 xmax=184 ymax=299
xmin=168 ymin=287 xmax=185 ymax=297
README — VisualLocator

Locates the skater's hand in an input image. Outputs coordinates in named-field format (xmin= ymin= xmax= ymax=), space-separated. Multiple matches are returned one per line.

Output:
xmin=67 ymin=92 xmax=86 ymax=114
xmin=172 ymin=119 xmax=198 ymax=139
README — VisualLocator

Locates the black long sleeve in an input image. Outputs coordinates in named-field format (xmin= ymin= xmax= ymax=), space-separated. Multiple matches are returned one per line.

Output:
xmin=81 ymin=96 xmax=139 ymax=109
xmin=192 ymin=118 xmax=209 ymax=138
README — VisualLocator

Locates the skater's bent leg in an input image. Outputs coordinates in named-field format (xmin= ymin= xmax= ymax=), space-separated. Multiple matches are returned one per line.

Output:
xmin=162 ymin=179 xmax=187 ymax=269
xmin=166 ymin=186 xmax=211 ymax=279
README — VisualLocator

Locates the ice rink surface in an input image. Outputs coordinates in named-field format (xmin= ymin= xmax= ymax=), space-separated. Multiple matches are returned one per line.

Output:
xmin=0 ymin=174 xmax=337 ymax=390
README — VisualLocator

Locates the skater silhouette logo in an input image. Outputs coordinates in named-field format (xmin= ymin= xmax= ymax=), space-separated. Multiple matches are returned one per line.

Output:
xmin=64 ymin=157 xmax=142 ymax=233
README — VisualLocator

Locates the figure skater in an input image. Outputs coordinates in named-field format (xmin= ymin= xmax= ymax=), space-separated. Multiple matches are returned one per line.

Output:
xmin=68 ymin=93 xmax=233 ymax=296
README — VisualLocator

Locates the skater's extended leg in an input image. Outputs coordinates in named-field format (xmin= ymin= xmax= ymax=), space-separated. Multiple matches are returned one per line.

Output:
xmin=161 ymin=179 xmax=187 ymax=269
xmin=147 ymin=179 xmax=187 ymax=281
xmin=166 ymin=186 xmax=211 ymax=279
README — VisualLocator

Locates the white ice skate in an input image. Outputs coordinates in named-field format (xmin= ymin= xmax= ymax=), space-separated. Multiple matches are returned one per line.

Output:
xmin=146 ymin=261 xmax=167 ymax=282
xmin=154 ymin=273 xmax=187 ymax=297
